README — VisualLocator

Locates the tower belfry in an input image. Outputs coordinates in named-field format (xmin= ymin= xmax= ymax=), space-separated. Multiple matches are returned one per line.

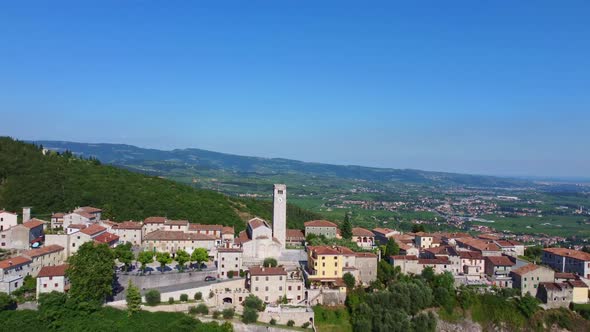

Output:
xmin=273 ymin=184 xmax=287 ymax=249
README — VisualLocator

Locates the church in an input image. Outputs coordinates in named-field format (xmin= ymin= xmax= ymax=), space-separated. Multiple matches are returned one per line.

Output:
xmin=234 ymin=184 xmax=287 ymax=262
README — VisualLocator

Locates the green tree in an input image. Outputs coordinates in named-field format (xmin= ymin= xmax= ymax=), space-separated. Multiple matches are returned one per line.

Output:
xmin=411 ymin=224 xmax=426 ymax=233
xmin=421 ymin=266 xmax=435 ymax=284
xmin=242 ymin=307 xmax=258 ymax=324
xmin=175 ymin=250 xmax=190 ymax=272
xmin=263 ymin=257 xmax=278 ymax=268
xmin=243 ymin=294 xmax=265 ymax=311
xmin=155 ymin=252 xmax=172 ymax=273
xmin=126 ymin=280 xmax=141 ymax=316
xmin=195 ymin=303 xmax=209 ymax=315
xmin=343 ymin=272 xmax=356 ymax=290
xmin=115 ymin=242 xmax=134 ymax=272
xmin=137 ymin=251 xmax=154 ymax=273
xmin=385 ymin=238 xmax=400 ymax=256
xmin=341 ymin=212 xmax=353 ymax=240
xmin=191 ymin=248 xmax=208 ymax=270
xmin=222 ymin=308 xmax=235 ymax=319
xmin=516 ymin=294 xmax=540 ymax=318
xmin=0 ymin=292 xmax=17 ymax=311
xmin=37 ymin=291 xmax=68 ymax=327
xmin=145 ymin=290 xmax=161 ymax=306
xmin=67 ymin=242 xmax=115 ymax=304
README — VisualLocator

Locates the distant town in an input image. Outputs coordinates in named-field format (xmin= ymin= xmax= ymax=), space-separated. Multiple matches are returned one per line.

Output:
xmin=1 ymin=184 xmax=590 ymax=330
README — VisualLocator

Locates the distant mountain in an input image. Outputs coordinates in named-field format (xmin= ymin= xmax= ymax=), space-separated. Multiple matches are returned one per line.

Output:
xmin=35 ymin=140 xmax=532 ymax=188
xmin=0 ymin=138 xmax=321 ymax=231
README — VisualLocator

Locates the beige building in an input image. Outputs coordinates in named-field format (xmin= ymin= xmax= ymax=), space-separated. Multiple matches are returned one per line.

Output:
xmin=414 ymin=232 xmax=440 ymax=249
xmin=484 ymin=255 xmax=515 ymax=288
xmin=538 ymin=280 xmax=588 ymax=308
xmin=36 ymin=264 xmax=69 ymax=298
xmin=143 ymin=230 xmax=216 ymax=254
xmin=21 ymin=244 xmax=66 ymax=277
xmin=50 ymin=213 xmax=65 ymax=229
xmin=304 ymin=220 xmax=338 ymax=238
xmin=143 ymin=216 xmax=167 ymax=235
xmin=510 ymin=264 xmax=555 ymax=297
xmin=217 ymin=247 xmax=243 ymax=279
xmin=1 ymin=219 xmax=45 ymax=250
xmin=111 ymin=221 xmax=143 ymax=245
xmin=249 ymin=266 xmax=305 ymax=304
xmin=372 ymin=228 xmax=400 ymax=245
xmin=235 ymin=218 xmax=281 ymax=261
xmin=542 ymin=248 xmax=590 ymax=279
xmin=0 ymin=256 xmax=32 ymax=294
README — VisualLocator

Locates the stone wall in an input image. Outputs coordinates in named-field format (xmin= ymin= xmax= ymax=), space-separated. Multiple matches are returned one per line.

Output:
xmin=116 ymin=270 xmax=217 ymax=289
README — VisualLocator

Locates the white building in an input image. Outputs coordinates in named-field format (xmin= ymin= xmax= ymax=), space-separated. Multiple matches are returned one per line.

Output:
xmin=0 ymin=256 xmax=32 ymax=294
xmin=217 ymin=247 xmax=243 ymax=279
xmin=36 ymin=264 xmax=69 ymax=298
xmin=0 ymin=210 xmax=18 ymax=231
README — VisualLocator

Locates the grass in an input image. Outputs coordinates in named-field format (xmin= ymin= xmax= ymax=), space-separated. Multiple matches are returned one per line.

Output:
xmin=313 ymin=305 xmax=353 ymax=332
xmin=474 ymin=214 xmax=590 ymax=237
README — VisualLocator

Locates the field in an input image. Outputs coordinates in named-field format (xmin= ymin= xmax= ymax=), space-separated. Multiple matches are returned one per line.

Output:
xmin=475 ymin=214 xmax=590 ymax=237
xmin=312 ymin=306 xmax=353 ymax=332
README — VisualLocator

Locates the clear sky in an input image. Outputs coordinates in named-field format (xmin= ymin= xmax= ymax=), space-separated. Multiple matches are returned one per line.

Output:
xmin=1 ymin=1 xmax=589 ymax=178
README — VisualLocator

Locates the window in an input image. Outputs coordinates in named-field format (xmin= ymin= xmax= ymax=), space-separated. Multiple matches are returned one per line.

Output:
xmin=265 ymin=296 xmax=268 ymax=301
xmin=235 ymin=265 xmax=238 ymax=268
xmin=265 ymin=287 xmax=269 ymax=291
xmin=221 ymin=265 xmax=224 ymax=268
xmin=222 ymin=257 xmax=225 ymax=261
xmin=239 ymin=297 xmax=243 ymax=302
xmin=297 ymin=295 xmax=301 ymax=300
xmin=49 ymin=277 xmax=53 ymax=280
xmin=297 ymin=286 xmax=301 ymax=290
xmin=279 ymin=286 xmax=282 ymax=291
xmin=265 ymin=276 xmax=269 ymax=281
xmin=54 ymin=283 xmax=58 ymax=287
xmin=235 ymin=257 xmax=238 ymax=261
xmin=255 ymin=287 xmax=258 ymax=291
xmin=255 ymin=277 xmax=259 ymax=281
xmin=44 ymin=284 xmax=47 ymax=288
xmin=278 ymin=190 xmax=283 ymax=195
xmin=288 ymin=286 xmax=292 ymax=291
xmin=279 ymin=276 xmax=282 ymax=280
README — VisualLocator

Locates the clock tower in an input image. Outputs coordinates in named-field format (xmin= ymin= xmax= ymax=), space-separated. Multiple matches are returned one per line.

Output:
xmin=273 ymin=184 xmax=287 ymax=249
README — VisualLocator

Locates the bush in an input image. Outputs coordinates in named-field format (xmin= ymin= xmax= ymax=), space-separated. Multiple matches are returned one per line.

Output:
xmin=270 ymin=318 xmax=277 ymax=325
xmin=180 ymin=294 xmax=188 ymax=302
xmin=188 ymin=306 xmax=198 ymax=315
xmin=302 ymin=322 xmax=311 ymax=328
xmin=222 ymin=308 xmax=235 ymax=319
xmin=212 ymin=310 xmax=221 ymax=319
xmin=263 ymin=258 xmax=278 ymax=267
xmin=145 ymin=290 xmax=161 ymax=306
xmin=209 ymin=290 xmax=215 ymax=299
xmin=287 ymin=319 xmax=295 ymax=327
xmin=194 ymin=292 xmax=202 ymax=301
xmin=228 ymin=271 xmax=235 ymax=279
xmin=239 ymin=269 xmax=245 ymax=278
xmin=0 ymin=293 xmax=17 ymax=311
xmin=242 ymin=307 xmax=258 ymax=324
xmin=168 ymin=297 xmax=174 ymax=304
xmin=243 ymin=294 xmax=265 ymax=311
xmin=195 ymin=303 xmax=209 ymax=315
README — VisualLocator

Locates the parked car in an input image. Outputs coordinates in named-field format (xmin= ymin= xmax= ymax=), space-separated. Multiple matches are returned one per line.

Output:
xmin=204 ymin=276 xmax=216 ymax=282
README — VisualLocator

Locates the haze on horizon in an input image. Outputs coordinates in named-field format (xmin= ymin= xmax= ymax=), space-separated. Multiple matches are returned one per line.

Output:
xmin=1 ymin=1 xmax=589 ymax=178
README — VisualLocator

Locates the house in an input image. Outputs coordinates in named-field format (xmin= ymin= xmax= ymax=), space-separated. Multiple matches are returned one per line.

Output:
xmin=217 ymin=247 xmax=243 ymax=279
xmin=188 ymin=224 xmax=234 ymax=246
xmin=0 ymin=210 xmax=18 ymax=231
xmin=398 ymin=242 xmax=420 ymax=257
xmin=1 ymin=219 xmax=45 ymax=250
xmin=372 ymin=228 xmax=400 ymax=245
xmin=494 ymin=240 xmax=525 ymax=257
xmin=419 ymin=257 xmax=453 ymax=274
xmin=143 ymin=230 xmax=216 ymax=254
xmin=440 ymin=232 xmax=472 ymax=246
xmin=458 ymin=251 xmax=485 ymax=277
xmin=390 ymin=255 xmax=421 ymax=275
xmin=36 ymin=264 xmax=69 ymax=298
xmin=143 ymin=216 xmax=167 ymax=235
xmin=306 ymin=245 xmax=372 ymax=287
xmin=50 ymin=213 xmax=65 ymax=229
xmin=352 ymin=227 xmax=375 ymax=249
xmin=21 ymin=244 xmax=66 ymax=277
xmin=286 ymin=229 xmax=305 ymax=246
xmin=111 ymin=221 xmax=143 ymax=245
xmin=248 ymin=266 xmax=304 ymax=304
xmin=456 ymin=238 xmax=502 ymax=256
xmin=93 ymin=232 xmax=120 ymax=247
xmin=414 ymin=232 xmax=438 ymax=249
xmin=542 ymin=248 xmax=590 ymax=279
xmin=304 ymin=220 xmax=338 ymax=239
xmin=0 ymin=256 xmax=32 ymax=294
xmin=63 ymin=211 xmax=97 ymax=229
xmin=422 ymin=246 xmax=462 ymax=275
xmin=163 ymin=220 xmax=189 ymax=232
xmin=73 ymin=206 xmax=102 ymax=221
xmin=485 ymin=255 xmax=515 ymax=288
xmin=510 ymin=264 xmax=555 ymax=297
xmin=352 ymin=252 xmax=378 ymax=285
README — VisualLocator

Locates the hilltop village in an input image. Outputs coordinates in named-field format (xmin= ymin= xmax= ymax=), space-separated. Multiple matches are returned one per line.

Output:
xmin=1 ymin=184 xmax=590 ymax=328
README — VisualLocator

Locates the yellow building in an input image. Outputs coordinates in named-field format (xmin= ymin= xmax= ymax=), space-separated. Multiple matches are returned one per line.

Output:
xmin=307 ymin=245 xmax=357 ymax=284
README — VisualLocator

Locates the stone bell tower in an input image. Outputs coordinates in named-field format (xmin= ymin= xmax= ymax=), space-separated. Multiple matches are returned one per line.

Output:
xmin=273 ymin=184 xmax=287 ymax=249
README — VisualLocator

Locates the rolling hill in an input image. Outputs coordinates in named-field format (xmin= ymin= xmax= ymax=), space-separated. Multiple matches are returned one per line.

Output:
xmin=34 ymin=140 xmax=532 ymax=188
xmin=0 ymin=137 xmax=321 ymax=231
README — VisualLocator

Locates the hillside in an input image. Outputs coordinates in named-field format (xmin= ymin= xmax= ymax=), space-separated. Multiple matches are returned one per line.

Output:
xmin=35 ymin=140 xmax=532 ymax=188
xmin=0 ymin=137 xmax=321 ymax=231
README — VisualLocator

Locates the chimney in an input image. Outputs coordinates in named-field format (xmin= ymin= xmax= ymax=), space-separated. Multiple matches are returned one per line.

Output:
xmin=22 ymin=207 xmax=31 ymax=223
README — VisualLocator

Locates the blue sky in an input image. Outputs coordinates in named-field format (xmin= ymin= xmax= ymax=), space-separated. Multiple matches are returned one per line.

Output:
xmin=1 ymin=1 xmax=589 ymax=178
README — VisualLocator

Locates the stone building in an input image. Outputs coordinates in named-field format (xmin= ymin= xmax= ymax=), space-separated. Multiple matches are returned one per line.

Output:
xmin=111 ymin=221 xmax=143 ymax=246
xmin=235 ymin=218 xmax=281 ymax=261
xmin=0 ymin=256 xmax=32 ymax=294
xmin=352 ymin=227 xmax=375 ymax=249
xmin=484 ymin=255 xmax=515 ymax=288
xmin=21 ymin=244 xmax=65 ymax=277
xmin=542 ymin=248 xmax=590 ymax=279
xmin=217 ymin=247 xmax=243 ymax=279
xmin=248 ymin=266 xmax=305 ymax=304
xmin=36 ymin=264 xmax=69 ymax=298
xmin=510 ymin=264 xmax=555 ymax=297
xmin=0 ymin=210 xmax=18 ymax=231
xmin=143 ymin=230 xmax=216 ymax=254
xmin=304 ymin=220 xmax=338 ymax=239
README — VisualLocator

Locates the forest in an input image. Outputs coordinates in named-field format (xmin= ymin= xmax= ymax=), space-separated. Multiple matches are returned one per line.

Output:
xmin=0 ymin=137 xmax=321 ymax=232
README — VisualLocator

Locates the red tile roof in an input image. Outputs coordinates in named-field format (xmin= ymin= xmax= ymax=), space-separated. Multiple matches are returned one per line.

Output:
xmin=419 ymin=257 xmax=450 ymax=265
xmin=144 ymin=230 xmax=215 ymax=241
xmin=38 ymin=264 xmax=69 ymax=278
xmin=555 ymin=272 xmax=577 ymax=280
xmin=478 ymin=234 xmax=500 ymax=240
xmin=308 ymin=245 xmax=355 ymax=256
xmin=304 ymin=220 xmax=338 ymax=228
xmin=0 ymin=210 xmax=17 ymax=215
xmin=217 ymin=247 xmax=243 ymax=253
xmin=485 ymin=256 xmax=515 ymax=266
xmin=495 ymin=240 xmax=523 ymax=247
xmin=286 ymin=229 xmax=305 ymax=239
xmin=249 ymin=266 xmax=287 ymax=276
xmin=165 ymin=220 xmax=189 ymax=226
xmin=80 ymin=224 xmax=106 ymax=236
xmin=0 ymin=256 xmax=32 ymax=269
xmin=372 ymin=227 xmax=397 ymax=236
xmin=76 ymin=206 xmax=102 ymax=213
xmin=188 ymin=223 xmax=223 ymax=231
xmin=390 ymin=255 xmax=418 ymax=260
xmin=235 ymin=230 xmax=251 ymax=245
xmin=458 ymin=251 xmax=483 ymax=259
xmin=222 ymin=226 xmax=234 ymax=235
xmin=52 ymin=213 xmax=65 ymax=218
xmin=248 ymin=218 xmax=269 ymax=229
xmin=352 ymin=227 xmax=374 ymax=237
xmin=21 ymin=244 xmax=64 ymax=258
xmin=543 ymin=248 xmax=590 ymax=261
xmin=68 ymin=224 xmax=87 ymax=229
xmin=355 ymin=252 xmax=377 ymax=258
xmin=511 ymin=264 xmax=543 ymax=276
xmin=568 ymin=280 xmax=588 ymax=288
xmin=23 ymin=219 xmax=45 ymax=229
xmin=112 ymin=221 xmax=143 ymax=230
xmin=94 ymin=232 xmax=119 ymax=244
xmin=144 ymin=216 xmax=167 ymax=224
